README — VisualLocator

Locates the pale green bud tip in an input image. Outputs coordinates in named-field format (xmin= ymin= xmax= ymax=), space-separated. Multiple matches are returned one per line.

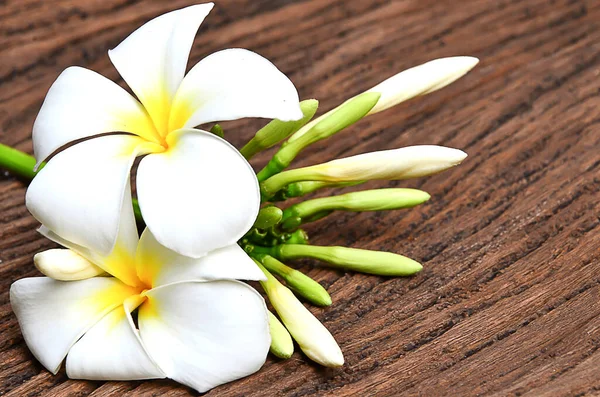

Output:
xmin=268 ymin=311 xmax=294 ymax=359
xmin=253 ymin=206 xmax=283 ymax=229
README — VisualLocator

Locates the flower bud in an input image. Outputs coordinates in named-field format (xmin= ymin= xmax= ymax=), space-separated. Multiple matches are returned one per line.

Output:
xmin=366 ymin=56 xmax=479 ymax=115
xmin=261 ymin=145 xmax=467 ymax=198
xmin=285 ymin=229 xmax=309 ymax=245
xmin=269 ymin=244 xmax=422 ymax=276
xmin=253 ymin=206 xmax=283 ymax=229
xmin=268 ymin=311 xmax=294 ymax=359
xmin=241 ymin=99 xmax=319 ymax=160
xmin=258 ymin=254 xmax=331 ymax=306
xmin=256 ymin=262 xmax=344 ymax=367
xmin=33 ymin=249 xmax=105 ymax=281
xmin=281 ymin=188 xmax=430 ymax=229
xmin=257 ymin=92 xmax=380 ymax=181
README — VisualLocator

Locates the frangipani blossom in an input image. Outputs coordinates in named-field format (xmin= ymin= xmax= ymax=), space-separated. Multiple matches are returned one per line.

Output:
xmin=11 ymin=197 xmax=270 ymax=393
xmin=27 ymin=2 xmax=303 ymax=258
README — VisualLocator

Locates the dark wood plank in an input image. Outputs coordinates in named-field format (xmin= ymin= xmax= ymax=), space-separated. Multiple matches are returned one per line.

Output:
xmin=1 ymin=0 xmax=600 ymax=395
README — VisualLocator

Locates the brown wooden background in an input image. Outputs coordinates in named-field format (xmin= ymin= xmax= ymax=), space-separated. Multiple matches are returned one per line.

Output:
xmin=2 ymin=0 xmax=600 ymax=395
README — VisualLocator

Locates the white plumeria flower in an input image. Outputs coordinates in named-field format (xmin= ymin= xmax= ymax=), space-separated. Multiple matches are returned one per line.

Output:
xmin=26 ymin=3 xmax=302 ymax=258
xmin=11 ymin=198 xmax=269 ymax=393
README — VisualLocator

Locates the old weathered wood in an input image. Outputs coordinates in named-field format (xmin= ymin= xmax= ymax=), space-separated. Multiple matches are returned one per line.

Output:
xmin=1 ymin=0 xmax=600 ymax=395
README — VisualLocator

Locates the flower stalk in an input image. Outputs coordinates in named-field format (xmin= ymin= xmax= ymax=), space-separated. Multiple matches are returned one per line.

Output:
xmin=0 ymin=143 xmax=41 ymax=180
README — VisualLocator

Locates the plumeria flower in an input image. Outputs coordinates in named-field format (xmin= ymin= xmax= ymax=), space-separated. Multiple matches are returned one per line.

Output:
xmin=27 ymin=2 xmax=302 ymax=258
xmin=11 ymin=197 xmax=270 ymax=393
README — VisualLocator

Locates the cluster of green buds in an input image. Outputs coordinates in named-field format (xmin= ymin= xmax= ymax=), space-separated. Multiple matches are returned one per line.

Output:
xmin=234 ymin=57 xmax=477 ymax=365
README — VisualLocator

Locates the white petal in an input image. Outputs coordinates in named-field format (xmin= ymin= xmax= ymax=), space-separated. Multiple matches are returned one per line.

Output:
xmin=37 ymin=197 xmax=141 ymax=288
xmin=108 ymin=3 xmax=214 ymax=135
xmin=66 ymin=300 xmax=165 ymax=380
xmin=138 ymin=280 xmax=270 ymax=393
xmin=26 ymin=135 xmax=159 ymax=259
xmin=136 ymin=228 xmax=265 ymax=288
xmin=168 ymin=49 xmax=302 ymax=132
xmin=34 ymin=249 xmax=105 ymax=281
xmin=137 ymin=129 xmax=260 ymax=258
xmin=10 ymin=277 xmax=139 ymax=374
xmin=367 ymin=56 xmax=479 ymax=115
xmin=33 ymin=66 xmax=159 ymax=166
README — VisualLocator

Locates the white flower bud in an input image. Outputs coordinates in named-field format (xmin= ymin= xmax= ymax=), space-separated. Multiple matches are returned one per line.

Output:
xmin=268 ymin=281 xmax=344 ymax=367
xmin=33 ymin=249 xmax=105 ymax=281
xmin=261 ymin=145 xmax=467 ymax=197
xmin=367 ymin=56 xmax=479 ymax=114
xmin=313 ymin=145 xmax=467 ymax=181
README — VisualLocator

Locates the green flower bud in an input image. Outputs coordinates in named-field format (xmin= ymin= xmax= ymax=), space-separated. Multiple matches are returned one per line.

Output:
xmin=264 ymin=244 xmax=423 ymax=276
xmin=281 ymin=188 xmax=430 ymax=230
xmin=268 ymin=310 xmax=294 ymax=359
xmin=285 ymin=229 xmax=309 ymax=245
xmin=257 ymin=254 xmax=331 ymax=306
xmin=257 ymin=92 xmax=380 ymax=182
xmin=253 ymin=206 xmax=283 ymax=229
xmin=241 ymin=99 xmax=319 ymax=160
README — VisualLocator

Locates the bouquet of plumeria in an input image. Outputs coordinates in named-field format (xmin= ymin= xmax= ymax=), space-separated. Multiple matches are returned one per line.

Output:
xmin=0 ymin=2 xmax=478 ymax=393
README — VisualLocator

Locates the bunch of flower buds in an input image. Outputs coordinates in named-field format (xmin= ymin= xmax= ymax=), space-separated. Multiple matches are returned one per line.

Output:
xmin=0 ymin=55 xmax=477 ymax=369
xmin=234 ymin=56 xmax=475 ymax=364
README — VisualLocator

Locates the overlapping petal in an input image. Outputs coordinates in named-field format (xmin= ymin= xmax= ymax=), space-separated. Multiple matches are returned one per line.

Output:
xmin=66 ymin=301 xmax=165 ymax=380
xmin=138 ymin=280 xmax=270 ymax=393
xmin=108 ymin=3 xmax=213 ymax=135
xmin=135 ymin=228 xmax=265 ymax=288
xmin=10 ymin=277 xmax=139 ymax=374
xmin=168 ymin=49 xmax=303 ymax=131
xmin=136 ymin=129 xmax=260 ymax=258
xmin=32 ymin=67 xmax=158 ymax=166
xmin=26 ymin=134 xmax=161 ymax=259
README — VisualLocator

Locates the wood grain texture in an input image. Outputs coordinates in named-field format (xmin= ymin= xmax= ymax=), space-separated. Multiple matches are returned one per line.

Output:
xmin=1 ymin=0 xmax=600 ymax=395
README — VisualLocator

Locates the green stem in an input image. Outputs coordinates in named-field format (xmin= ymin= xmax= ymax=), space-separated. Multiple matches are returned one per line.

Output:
xmin=0 ymin=143 xmax=40 ymax=180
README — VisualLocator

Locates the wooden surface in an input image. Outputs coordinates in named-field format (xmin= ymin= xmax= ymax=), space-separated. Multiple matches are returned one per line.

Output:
xmin=1 ymin=0 xmax=600 ymax=395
